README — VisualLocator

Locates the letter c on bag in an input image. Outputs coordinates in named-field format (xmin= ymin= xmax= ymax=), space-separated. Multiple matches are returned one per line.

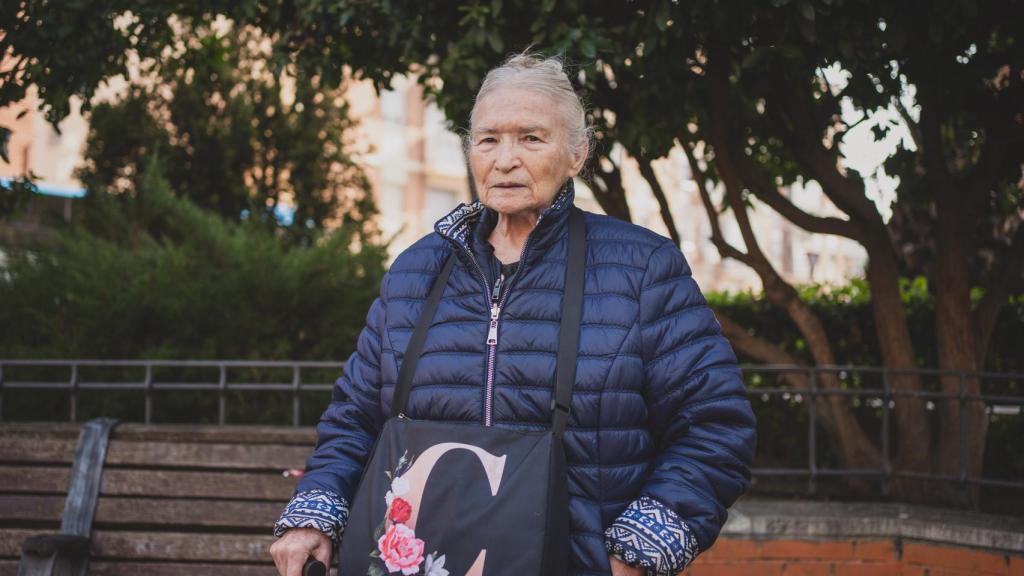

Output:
xmin=397 ymin=442 xmax=507 ymax=576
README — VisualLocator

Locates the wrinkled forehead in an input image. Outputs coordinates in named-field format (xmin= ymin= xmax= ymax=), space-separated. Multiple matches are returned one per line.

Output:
xmin=470 ymin=86 xmax=568 ymax=137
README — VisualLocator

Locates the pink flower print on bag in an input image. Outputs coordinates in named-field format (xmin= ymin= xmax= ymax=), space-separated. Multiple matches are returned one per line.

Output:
xmin=367 ymin=450 xmax=451 ymax=576
xmin=377 ymin=523 xmax=426 ymax=575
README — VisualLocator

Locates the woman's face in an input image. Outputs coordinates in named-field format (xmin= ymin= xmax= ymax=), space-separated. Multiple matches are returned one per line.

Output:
xmin=469 ymin=88 xmax=585 ymax=218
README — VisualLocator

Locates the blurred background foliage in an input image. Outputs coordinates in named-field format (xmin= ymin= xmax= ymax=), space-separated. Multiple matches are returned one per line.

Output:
xmin=74 ymin=20 xmax=373 ymax=245
xmin=0 ymin=170 xmax=387 ymax=361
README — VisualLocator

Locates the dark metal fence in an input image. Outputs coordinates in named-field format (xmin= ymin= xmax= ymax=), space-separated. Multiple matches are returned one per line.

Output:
xmin=0 ymin=359 xmax=1020 ymax=494
xmin=743 ymin=363 xmax=1023 ymax=496
xmin=0 ymin=359 xmax=343 ymax=428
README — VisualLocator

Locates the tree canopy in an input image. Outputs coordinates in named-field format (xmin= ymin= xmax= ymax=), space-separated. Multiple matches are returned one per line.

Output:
xmin=74 ymin=20 xmax=375 ymax=243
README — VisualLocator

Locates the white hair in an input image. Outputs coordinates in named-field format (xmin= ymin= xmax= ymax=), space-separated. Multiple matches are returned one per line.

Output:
xmin=468 ymin=51 xmax=594 ymax=163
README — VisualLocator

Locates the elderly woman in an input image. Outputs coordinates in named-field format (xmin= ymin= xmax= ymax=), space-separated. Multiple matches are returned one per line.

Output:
xmin=271 ymin=53 xmax=756 ymax=576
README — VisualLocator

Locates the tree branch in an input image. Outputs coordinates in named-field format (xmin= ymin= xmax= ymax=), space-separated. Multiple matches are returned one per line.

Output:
xmin=892 ymin=96 xmax=923 ymax=150
xmin=768 ymin=68 xmax=887 ymax=230
xmin=636 ymin=155 xmax=682 ymax=247
xmin=681 ymin=138 xmax=749 ymax=263
xmin=730 ymin=140 xmax=865 ymax=242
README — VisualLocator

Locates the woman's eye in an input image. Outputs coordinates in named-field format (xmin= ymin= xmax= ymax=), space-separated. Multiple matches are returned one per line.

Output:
xmin=477 ymin=137 xmax=496 ymax=145
xmin=525 ymin=135 xmax=542 ymax=143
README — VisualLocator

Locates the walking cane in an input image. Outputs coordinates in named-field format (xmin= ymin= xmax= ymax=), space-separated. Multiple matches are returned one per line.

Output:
xmin=303 ymin=557 xmax=326 ymax=576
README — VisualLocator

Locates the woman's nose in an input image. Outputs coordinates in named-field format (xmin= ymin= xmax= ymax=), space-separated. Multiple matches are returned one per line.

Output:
xmin=494 ymin=141 xmax=521 ymax=171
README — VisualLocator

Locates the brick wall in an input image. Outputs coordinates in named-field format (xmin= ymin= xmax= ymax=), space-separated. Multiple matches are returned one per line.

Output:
xmin=689 ymin=536 xmax=1024 ymax=576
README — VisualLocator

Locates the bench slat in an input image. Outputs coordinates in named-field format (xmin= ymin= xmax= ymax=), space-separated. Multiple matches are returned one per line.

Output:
xmin=90 ymin=562 xmax=279 ymax=575
xmin=0 ymin=466 xmax=69 ymax=493
xmin=94 ymin=530 xmax=277 ymax=561
xmin=0 ymin=423 xmax=316 ymax=445
xmin=109 ymin=424 xmax=317 ymax=446
xmin=0 ymin=437 xmax=310 ymax=470
xmin=101 ymin=469 xmax=297 ymax=500
xmin=0 ymin=467 xmax=297 ymax=500
xmin=0 ymin=529 xmax=278 ymax=562
xmin=0 ymin=558 xmax=282 ymax=576
xmin=105 ymin=441 xmax=310 ymax=470
xmin=0 ymin=437 xmax=77 ymax=464
xmin=0 ymin=495 xmax=287 ymax=528
xmin=0 ymin=495 xmax=63 ymax=524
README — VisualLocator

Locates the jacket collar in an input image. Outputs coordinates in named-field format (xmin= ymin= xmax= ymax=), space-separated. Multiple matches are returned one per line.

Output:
xmin=435 ymin=178 xmax=576 ymax=271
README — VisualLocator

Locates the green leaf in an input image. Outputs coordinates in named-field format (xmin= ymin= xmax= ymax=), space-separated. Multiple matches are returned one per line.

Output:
xmin=368 ymin=562 xmax=386 ymax=576
xmin=491 ymin=0 xmax=503 ymax=17
xmin=581 ymin=39 xmax=596 ymax=59
xmin=487 ymin=33 xmax=503 ymax=53
xmin=541 ymin=0 xmax=556 ymax=13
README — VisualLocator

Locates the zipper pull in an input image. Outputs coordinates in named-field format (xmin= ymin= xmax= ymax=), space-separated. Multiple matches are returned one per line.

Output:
xmin=491 ymin=272 xmax=505 ymax=302
xmin=487 ymin=304 xmax=500 ymax=345
xmin=486 ymin=272 xmax=505 ymax=346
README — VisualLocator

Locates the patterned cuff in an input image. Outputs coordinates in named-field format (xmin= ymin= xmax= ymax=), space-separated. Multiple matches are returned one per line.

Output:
xmin=604 ymin=495 xmax=700 ymax=575
xmin=273 ymin=488 xmax=350 ymax=543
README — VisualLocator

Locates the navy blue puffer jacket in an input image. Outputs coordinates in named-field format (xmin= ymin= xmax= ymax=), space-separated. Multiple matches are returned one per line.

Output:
xmin=274 ymin=179 xmax=757 ymax=575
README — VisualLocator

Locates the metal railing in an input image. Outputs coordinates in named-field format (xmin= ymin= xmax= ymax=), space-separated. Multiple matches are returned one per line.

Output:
xmin=744 ymin=363 xmax=1023 ymax=495
xmin=0 ymin=359 xmax=343 ymax=428
xmin=0 ymin=359 xmax=1020 ymax=494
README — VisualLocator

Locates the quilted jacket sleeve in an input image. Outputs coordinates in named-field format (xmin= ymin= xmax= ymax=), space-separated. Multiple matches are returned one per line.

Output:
xmin=604 ymin=240 xmax=757 ymax=574
xmin=272 ymin=273 xmax=390 ymax=543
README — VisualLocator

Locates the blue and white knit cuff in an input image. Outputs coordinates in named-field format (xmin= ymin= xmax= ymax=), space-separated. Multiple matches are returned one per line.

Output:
xmin=273 ymin=488 xmax=350 ymax=543
xmin=604 ymin=495 xmax=700 ymax=575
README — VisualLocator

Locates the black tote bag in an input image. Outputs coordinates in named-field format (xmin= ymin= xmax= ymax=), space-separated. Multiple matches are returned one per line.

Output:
xmin=338 ymin=207 xmax=586 ymax=576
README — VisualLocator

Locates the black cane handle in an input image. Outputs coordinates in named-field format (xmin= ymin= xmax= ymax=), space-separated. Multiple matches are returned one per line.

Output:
xmin=303 ymin=557 xmax=327 ymax=576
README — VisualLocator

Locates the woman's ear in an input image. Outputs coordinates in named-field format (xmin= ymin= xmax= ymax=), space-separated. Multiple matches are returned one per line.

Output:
xmin=567 ymin=146 xmax=587 ymax=178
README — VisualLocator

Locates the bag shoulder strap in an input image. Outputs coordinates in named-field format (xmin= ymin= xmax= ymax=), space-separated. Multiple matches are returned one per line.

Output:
xmin=391 ymin=206 xmax=587 ymax=436
xmin=553 ymin=206 xmax=585 ymax=438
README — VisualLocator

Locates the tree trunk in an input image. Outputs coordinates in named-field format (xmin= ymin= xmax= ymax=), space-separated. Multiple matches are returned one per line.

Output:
xmin=859 ymin=231 xmax=935 ymax=503
xmin=925 ymin=102 xmax=988 ymax=507
xmin=636 ymin=156 xmax=681 ymax=247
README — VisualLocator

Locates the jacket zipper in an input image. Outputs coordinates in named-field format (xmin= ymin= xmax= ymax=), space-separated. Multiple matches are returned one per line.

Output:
xmin=441 ymin=205 xmax=552 ymax=426
xmin=482 ymin=217 xmax=544 ymax=426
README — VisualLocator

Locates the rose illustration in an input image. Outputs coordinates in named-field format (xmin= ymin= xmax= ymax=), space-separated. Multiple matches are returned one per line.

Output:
xmin=377 ymin=523 xmax=425 ymax=575
xmin=389 ymin=497 xmax=412 ymax=524
xmin=385 ymin=476 xmax=410 ymax=506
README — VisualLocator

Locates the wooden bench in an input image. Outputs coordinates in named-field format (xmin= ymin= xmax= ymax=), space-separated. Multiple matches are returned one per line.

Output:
xmin=0 ymin=420 xmax=315 ymax=575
